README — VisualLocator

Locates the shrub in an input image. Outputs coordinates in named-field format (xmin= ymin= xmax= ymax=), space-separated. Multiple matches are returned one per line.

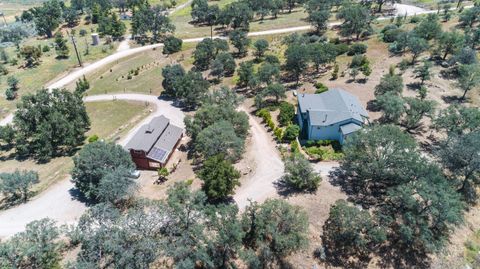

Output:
xmin=314 ymin=82 xmax=329 ymax=94
xmin=397 ymin=59 xmax=410 ymax=71
xmin=334 ymin=43 xmax=349 ymax=56
xmin=256 ymin=108 xmax=271 ymax=122
xmin=331 ymin=63 xmax=339 ymax=80
xmin=347 ymin=43 xmax=368 ymax=56
xmin=5 ymin=87 xmax=16 ymax=100
xmin=283 ymin=124 xmax=300 ymax=141
xmin=274 ymin=127 xmax=283 ymax=141
xmin=88 ymin=134 xmax=99 ymax=143
xmin=350 ymin=55 xmax=368 ymax=68
xmin=79 ymin=29 xmax=87 ymax=36
xmin=0 ymin=64 xmax=8 ymax=75
xmin=290 ymin=140 xmax=299 ymax=152
xmin=278 ymin=102 xmax=295 ymax=126
xmin=410 ymin=15 xmax=420 ymax=23
xmin=266 ymin=118 xmax=275 ymax=131
xmin=42 ymin=45 xmax=50 ymax=52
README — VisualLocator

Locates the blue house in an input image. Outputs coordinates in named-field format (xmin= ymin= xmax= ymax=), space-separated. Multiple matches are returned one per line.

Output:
xmin=297 ymin=89 xmax=369 ymax=144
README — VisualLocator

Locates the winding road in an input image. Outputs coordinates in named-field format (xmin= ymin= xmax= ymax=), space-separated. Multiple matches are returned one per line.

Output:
xmin=0 ymin=3 xmax=441 ymax=237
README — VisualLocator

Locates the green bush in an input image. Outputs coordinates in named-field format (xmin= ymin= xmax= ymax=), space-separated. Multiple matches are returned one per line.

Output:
xmin=5 ymin=87 xmax=16 ymax=100
xmin=347 ymin=43 xmax=368 ymax=56
xmin=278 ymin=102 xmax=295 ymax=126
xmin=290 ymin=140 xmax=299 ymax=153
xmin=266 ymin=118 xmax=275 ymax=131
xmin=274 ymin=127 xmax=283 ymax=141
xmin=314 ymin=82 xmax=329 ymax=94
xmin=42 ymin=45 xmax=50 ymax=52
xmin=283 ymin=124 xmax=300 ymax=141
xmin=88 ymin=134 xmax=99 ymax=143
xmin=256 ymin=108 xmax=272 ymax=122
xmin=334 ymin=43 xmax=349 ymax=56
xmin=79 ymin=29 xmax=88 ymax=36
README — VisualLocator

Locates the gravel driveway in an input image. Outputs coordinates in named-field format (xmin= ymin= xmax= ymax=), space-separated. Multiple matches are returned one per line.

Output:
xmin=0 ymin=94 xmax=184 ymax=239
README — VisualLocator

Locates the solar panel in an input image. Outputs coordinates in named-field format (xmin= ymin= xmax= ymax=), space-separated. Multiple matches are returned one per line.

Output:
xmin=147 ymin=147 xmax=168 ymax=162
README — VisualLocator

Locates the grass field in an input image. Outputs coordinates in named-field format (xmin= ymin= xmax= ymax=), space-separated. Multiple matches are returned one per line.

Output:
xmin=0 ymin=20 xmax=120 ymax=119
xmin=0 ymin=100 xmax=150 ymax=194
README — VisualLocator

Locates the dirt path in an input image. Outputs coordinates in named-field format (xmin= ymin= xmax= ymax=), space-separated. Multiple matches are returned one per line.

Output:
xmin=0 ymin=94 xmax=184 ymax=239
xmin=233 ymin=109 xmax=284 ymax=209
xmin=394 ymin=3 xmax=426 ymax=16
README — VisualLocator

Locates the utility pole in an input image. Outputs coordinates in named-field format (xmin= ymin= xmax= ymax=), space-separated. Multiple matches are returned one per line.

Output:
xmin=69 ymin=30 xmax=83 ymax=67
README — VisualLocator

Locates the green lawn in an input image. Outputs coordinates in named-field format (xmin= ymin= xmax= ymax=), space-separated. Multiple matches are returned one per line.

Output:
xmin=0 ymin=100 xmax=150 ymax=194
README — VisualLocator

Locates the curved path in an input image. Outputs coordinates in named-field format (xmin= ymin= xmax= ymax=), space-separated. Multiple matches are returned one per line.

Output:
xmin=0 ymin=94 xmax=184 ymax=239
xmin=0 ymin=3 xmax=439 ymax=237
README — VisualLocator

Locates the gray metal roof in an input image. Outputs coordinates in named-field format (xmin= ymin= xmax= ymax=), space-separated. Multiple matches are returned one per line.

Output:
xmin=125 ymin=116 xmax=170 ymax=152
xmin=147 ymin=124 xmax=183 ymax=163
xmin=298 ymin=89 xmax=368 ymax=126
xmin=340 ymin=122 xmax=362 ymax=135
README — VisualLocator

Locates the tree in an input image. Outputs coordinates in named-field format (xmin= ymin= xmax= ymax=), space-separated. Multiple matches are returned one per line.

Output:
xmin=278 ymin=102 xmax=295 ymax=126
xmin=401 ymin=97 xmax=436 ymax=131
xmin=413 ymin=13 xmax=442 ymax=41
xmin=285 ymin=43 xmax=308 ymax=85
xmin=263 ymin=83 xmax=286 ymax=103
xmin=407 ymin=35 xmax=429 ymax=64
xmin=376 ymin=92 xmax=405 ymax=123
xmin=374 ymin=71 xmax=403 ymax=97
xmin=457 ymin=63 xmax=480 ymax=100
xmin=71 ymin=141 xmax=135 ymax=202
xmin=413 ymin=60 xmax=432 ymax=85
xmin=229 ymin=29 xmax=251 ymax=57
xmin=257 ymin=61 xmax=280 ymax=86
xmin=221 ymin=2 xmax=253 ymax=30
xmin=438 ymin=31 xmax=464 ymax=60
xmin=336 ymin=124 xmax=419 ymax=206
xmin=283 ymin=124 xmax=300 ymax=141
xmin=163 ymin=36 xmax=183 ymax=55
xmin=308 ymin=9 xmax=330 ymax=33
xmin=438 ymin=131 xmax=480 ymax=204
xmin=241 ymin=199 xmax=309 ymax=267
xmin=6 ymin=76 xmax=19 ymax=91
xmin=193 ymin=38 xmax=216 ymax=71
xmin=459 ymin=6 xmax=480 ymax=28
xmin=74 ymin=75 xmax=90 ymax=96
xmin=98 ymin=12 xmax=126 ymax=40
xmin=30 ymin=0 xmax=63 ymax=38
xmin=71 ymin=0 xmax=86 ymax=12
xmin=0 ymin=170 xmax=39 ymax=202
xmin=63 ymin=7 xmax=80 ymax=27
xmin=161 ymin=64 xmax=185 ymax=96
xmin=150 ymin=5 xmax=175 ymax=42
xmin=0 ymin=219 xmax=61 ymax=269
xmin=13 ymin=89 xmax=90 ymax=161
xmin=54 ymin=32 xmax=70 ymax=58
xmin=308 ymin=42 xmax=337 ymax=72
xmin=322 ymin=200 xmax=385 ymax=267
xmin=173 ymin=70 xmax=210 ymax=108
xmin=375 ymin=0 xmax=399 ymax=12
xmin=434 ymin=105 xmax=480 ymax=136
xmin=0 ymin=125 xmax=15 ymax=149
xmin=184 ymin=101 xmax=249 ymax=140
xmin=198 ymin=154 xmax=241 ymax=201
xmin=97 ymin=167 xmax=137 ymax=204
xmin=20 ymin=45 xmax=42 ymax=67
xmin=210 ymin=52 xmax=236 ymax=79
xmin=280 ymin=153 xmax=322 ymax=191
xmin=336 ymin=4 xmax=371 ymax=41
xmin=253 ymin=39 xmax=269 ymax=59
xmin=237 ymin=61 xmax=258 ymax=89
xmin=195 ymin=120 xmax=245 ymax=161
xmin=191 ymin=0 xmax=209 ymax=23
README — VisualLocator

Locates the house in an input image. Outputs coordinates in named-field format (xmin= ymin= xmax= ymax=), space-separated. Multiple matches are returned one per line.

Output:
xmin=297 ymin=88 xmax=369 ymax=144
xmin=125 ymin=116 xmax=183 ymax=170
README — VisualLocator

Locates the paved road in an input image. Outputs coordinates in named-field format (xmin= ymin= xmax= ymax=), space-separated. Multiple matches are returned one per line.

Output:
xmin=0 ymin=94 xmax=185 ymax=239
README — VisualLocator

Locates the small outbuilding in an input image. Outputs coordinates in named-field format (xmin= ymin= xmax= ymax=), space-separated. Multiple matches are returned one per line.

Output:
xmin=125 ymin=116 xmax=183 ymax=170
xmin=297 ymin=88 xmax=369 ymax=144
